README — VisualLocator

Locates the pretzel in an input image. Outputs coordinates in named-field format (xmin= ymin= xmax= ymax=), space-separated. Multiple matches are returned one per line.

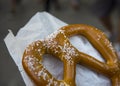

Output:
xmin=22 ymin=24 xmax=120 ymax=86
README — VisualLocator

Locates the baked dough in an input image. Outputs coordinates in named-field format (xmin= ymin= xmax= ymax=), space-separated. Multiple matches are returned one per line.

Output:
xmin=22 ymin=24 xmax=120 ymax=86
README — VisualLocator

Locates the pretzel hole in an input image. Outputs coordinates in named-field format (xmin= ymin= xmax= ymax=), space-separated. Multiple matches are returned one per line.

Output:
xmin=42 ymin=54 xmax=64 ymax=80
xmin=69 ymin=35 xmax=105 ymax=62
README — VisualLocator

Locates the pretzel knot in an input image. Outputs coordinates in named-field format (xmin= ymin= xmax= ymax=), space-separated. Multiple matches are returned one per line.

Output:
xmin=22 ymin=24 xmax=120 ymax=86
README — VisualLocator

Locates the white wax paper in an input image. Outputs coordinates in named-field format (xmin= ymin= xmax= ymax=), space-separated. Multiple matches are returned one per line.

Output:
xmin=4 ymin=12 xmax=111 ymax=86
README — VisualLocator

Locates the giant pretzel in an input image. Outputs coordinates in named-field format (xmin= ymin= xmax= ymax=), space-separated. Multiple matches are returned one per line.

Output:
xmin=22 ymin=24 xmax=120 ymax=86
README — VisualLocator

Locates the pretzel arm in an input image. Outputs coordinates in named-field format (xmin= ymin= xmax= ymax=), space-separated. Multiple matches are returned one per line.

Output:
xmin=22 ymin=40 xmax=66 ymax=86
xmin=61 ymin=24 xmax=118 ymax=64
xmin=63 ymin=61 xmax=76 ymax=86
xmin=22 ymin=41 xmax=51 ymax=85
xmin=77 ymin=51 xmax=113 ymax=77
xmin=112 ymin=74 xmax=120 ymax=86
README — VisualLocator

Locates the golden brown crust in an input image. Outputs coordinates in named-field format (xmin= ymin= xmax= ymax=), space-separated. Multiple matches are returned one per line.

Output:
xmin=22 ymin=24 xmax=120 ymax=86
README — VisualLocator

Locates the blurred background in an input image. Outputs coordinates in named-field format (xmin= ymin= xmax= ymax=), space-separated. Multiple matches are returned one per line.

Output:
xmin=0 ymin=0 xmax=120 ymax=86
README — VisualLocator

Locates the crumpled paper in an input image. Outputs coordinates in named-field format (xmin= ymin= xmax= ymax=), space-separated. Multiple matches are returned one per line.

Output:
xmin=4 ymin=12 xmax=111 ymax=86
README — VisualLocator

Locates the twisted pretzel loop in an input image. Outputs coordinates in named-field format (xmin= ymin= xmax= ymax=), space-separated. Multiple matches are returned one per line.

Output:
xmin=22 ymin=24 xmax=120 ymax=86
